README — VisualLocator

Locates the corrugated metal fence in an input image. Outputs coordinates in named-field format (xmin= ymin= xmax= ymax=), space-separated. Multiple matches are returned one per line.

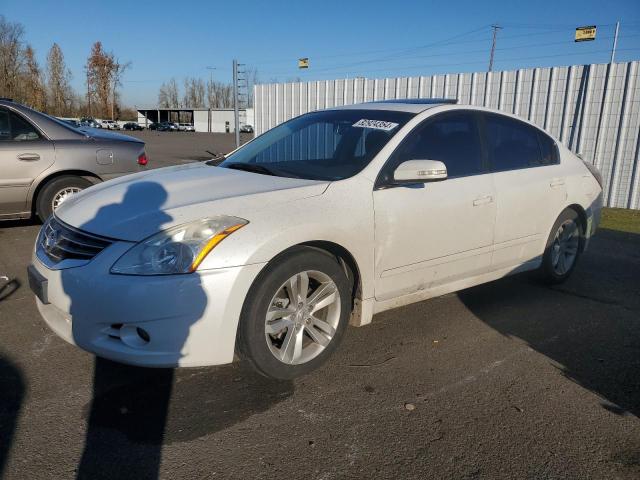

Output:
xmin=254 ymin=61 xmax=640 ymax=209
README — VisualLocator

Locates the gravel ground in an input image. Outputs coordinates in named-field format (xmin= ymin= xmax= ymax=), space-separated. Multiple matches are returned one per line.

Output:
xmin=0 ymin=133 xmax=638 ymax=479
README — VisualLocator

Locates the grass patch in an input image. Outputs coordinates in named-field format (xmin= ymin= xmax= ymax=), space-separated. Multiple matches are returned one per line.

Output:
xmin=600 ymin=207 xmax=640 ymax=234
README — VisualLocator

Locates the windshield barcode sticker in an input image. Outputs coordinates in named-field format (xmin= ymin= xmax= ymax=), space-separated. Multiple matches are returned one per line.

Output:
xmin=352 ymin=119 xmax=399 ymax=131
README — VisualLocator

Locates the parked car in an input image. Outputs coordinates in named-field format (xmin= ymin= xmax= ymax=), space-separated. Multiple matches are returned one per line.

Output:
xmin=178 ymin=123 xmax=195 ymax=132
xmin=80 ymin=117 xmax=101 ymax=129
xmin=158 ymin=121 xmax=179 ymax=132
xmin=101 ymin=119 xmax=120 ymax=130
xmin=0 ymin=99 xmax=148 ymax=222
xmin=30 ymin=99 xmax=603 ymax=380
xmin=239 ymin=124 xmax=254 ymax=133
xmin=148 ymin=122 xmax=160 ymax=130
xmin=123 ymin=122 xmax=143 ymax=131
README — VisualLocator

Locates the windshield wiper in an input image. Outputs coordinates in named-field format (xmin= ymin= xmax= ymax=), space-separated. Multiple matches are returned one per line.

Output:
xmin=224 ymin=162 xmax=278 ymax=176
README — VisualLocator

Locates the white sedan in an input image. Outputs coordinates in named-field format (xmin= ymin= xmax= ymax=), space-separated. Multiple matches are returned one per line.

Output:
xmin=29 ymin=100 xmax=603 ymax=379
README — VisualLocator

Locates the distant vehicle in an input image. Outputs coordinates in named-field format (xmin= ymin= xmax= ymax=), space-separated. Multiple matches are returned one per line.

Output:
xmin=148 ymin=122 xmax=160 ymax=130
xmin=178 ymin=123 xmax=195 ymax=132
xmin=0 ymin=99 xmax=148 ymax=221
xmin=240 ymin=124 xmax=254 ymax=133
xmin=80 ymin=118 xmax=101 ymax=129
xmin=101 ymin=119 xmax=120 ymax=130
xmin=158 ymin=121 xmax=179 ymax=132
xmin=123 ymin=122 xmax=143 ymax=131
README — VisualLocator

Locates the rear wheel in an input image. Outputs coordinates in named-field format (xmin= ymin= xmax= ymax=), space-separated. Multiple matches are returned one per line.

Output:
xmin=539 ymin=209 xmax=583 ymax=284
xmin=36 ymin=176 xmax=93 ymax=222
xmin=237 ymin=247 xmax=351 ymax=379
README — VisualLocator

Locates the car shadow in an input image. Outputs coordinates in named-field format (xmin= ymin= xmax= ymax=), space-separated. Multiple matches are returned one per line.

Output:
xmin=59 ymin=181 xmax=292 ymax=479
xmin=0 ymin=355 xmax=24 ymax=478
xmin=457 ymin=228 xmax=640 ymax=418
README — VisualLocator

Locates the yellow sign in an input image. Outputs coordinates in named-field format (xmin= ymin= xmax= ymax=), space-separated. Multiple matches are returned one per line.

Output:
xmin=298 ymin=58 xmax=309 ymax=69
xmin=575 ymin=26 xmax=596 ymax=42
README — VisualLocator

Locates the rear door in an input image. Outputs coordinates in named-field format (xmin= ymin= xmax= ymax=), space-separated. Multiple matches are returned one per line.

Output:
xmin=0 ymin=108 xmax=55 ymax=216
xmin=481 ymin=112 xmax=565 ymax=270
xmin=373 ymin=111 xmax=496 ymax=301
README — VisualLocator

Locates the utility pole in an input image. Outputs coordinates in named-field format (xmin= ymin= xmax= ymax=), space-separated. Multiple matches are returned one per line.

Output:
xmin=610 ymin=21 xmax=620 ymax=63
xmin=233 ymin=59 xmax=240 ymax=148
xmin=488 ymin=24 xmax=502 ymax=72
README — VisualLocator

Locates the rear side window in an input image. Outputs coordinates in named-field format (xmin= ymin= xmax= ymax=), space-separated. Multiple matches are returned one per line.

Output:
xmin=0 ymin=108 xmax=42 ymax=141
xmin=389 ymin=111 xmax=484 ymax=178
xmin=484 ymin=114 xmax=541 ymax=171
xmin=0 ymin=110 xmax=9 ymax=140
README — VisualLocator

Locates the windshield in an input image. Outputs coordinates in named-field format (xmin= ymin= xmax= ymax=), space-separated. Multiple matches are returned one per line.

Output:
xmin=219 ymin=109 xmax=414 ymax=181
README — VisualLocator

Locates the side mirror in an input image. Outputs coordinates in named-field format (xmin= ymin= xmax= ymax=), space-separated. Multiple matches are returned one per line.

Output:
xmin=393 ymin=160 xmax=447 ymax=183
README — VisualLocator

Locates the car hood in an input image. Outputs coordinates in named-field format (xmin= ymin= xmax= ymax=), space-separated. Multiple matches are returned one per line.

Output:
xmin=80 ymin=127 xmax=143 ymax=143
xmin=55 ymin=163 xmax=329 ymax=241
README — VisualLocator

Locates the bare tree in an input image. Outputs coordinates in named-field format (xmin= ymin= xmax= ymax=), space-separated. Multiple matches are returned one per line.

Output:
xmin=183 ymin=77 xmax=205 ymax=108
xmin=46 ymin=43 xmax=73 ymax=116
xmin=158 ymin=78 xmax=180 ymax=108
xmin=0 ymin=15 xmax=25 ymax=99
xmin=245 ymin=66 xmax=260 ymax=107
xmin=86 ymin=41 xmax=116 ymax=118
xmin=22 ymin=45 xmax=46 ymax=110
xmin=206 ymin=80 xmax=233 ymax=108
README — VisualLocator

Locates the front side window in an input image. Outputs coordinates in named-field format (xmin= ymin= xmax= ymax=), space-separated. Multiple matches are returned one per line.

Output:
xmin=484 ymin=114 xmax=542 ymax=171
xmin=380 ymin=111 xmax=484 ymax=183
xmin=219 ymin=109 xmax=414 ymax=181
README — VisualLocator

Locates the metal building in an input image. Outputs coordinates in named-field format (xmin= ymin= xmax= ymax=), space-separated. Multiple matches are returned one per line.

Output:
xmin=254 ymin=61 xmax=640 ymax=209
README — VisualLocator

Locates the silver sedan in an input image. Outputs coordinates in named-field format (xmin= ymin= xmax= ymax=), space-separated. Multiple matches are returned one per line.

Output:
xmin=0 ymin=99 xmax=148 ymax=222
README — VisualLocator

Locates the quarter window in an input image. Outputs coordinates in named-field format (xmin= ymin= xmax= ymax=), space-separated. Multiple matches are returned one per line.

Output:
xmin=484 ymin=114 xmax=542 ymax=171
xmin=388 ymin=112 xmax=484 ymax=179
xmin=537 ymin=131 xmax=559 ymax=166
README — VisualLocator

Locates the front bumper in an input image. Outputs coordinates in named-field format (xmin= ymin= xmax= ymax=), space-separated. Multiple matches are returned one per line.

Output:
xmin=31 ymin=242 xmax=265 ymax=367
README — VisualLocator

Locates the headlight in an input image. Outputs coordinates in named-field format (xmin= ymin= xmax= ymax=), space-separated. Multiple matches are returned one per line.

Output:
xmin=110 ymin=216 xmax=247 ymax=275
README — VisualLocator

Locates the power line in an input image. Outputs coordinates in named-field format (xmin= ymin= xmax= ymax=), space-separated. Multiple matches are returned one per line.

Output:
xmin=258 ymin=33 xmax=640 ymax=77
xmin=259 ymin=47 xmax=640 ymax=80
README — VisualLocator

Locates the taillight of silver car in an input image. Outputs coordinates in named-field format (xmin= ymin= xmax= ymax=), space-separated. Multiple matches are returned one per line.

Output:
xmin=138 ymin=152 xmax=148 ymax=166
xmin=581 ymin=158 xmax=603 ymax=189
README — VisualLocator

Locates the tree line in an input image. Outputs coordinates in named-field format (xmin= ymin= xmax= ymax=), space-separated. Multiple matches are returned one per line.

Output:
xmin=158 ymin=67 xmax=259 ymax=109
xmin=0 ymin=15 xmax=134 ymax=119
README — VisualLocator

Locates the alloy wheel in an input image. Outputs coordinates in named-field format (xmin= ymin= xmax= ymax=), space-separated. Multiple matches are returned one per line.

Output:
xmin=551 ymin=219 xmax=580 ymax=275
xmin=265 ymin=270 xmax=341 ymax=365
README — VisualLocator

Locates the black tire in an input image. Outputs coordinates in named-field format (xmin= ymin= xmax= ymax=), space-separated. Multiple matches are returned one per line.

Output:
xmin=237 ymin=247 xmax=352 ymax=380
xmin=36 ymin=176 xmax=93 ymax=222
xmin=539 ymin=208 xmax=583 ymax=284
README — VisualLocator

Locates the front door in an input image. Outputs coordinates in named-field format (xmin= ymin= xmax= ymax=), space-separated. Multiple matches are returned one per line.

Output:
xmin=0 ymin=108 xmax=55 ymax=216
xmin=373 ymin=111 xmax=496 ymax=301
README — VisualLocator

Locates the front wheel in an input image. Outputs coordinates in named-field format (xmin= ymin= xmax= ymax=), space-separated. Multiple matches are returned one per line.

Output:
xmin=237 ymin=247 xmax=352 ymax=379
xmin=539 ymin=209 xmax=583 ymax=284
xmin=36 ymin=176 xmax=93 ymax=222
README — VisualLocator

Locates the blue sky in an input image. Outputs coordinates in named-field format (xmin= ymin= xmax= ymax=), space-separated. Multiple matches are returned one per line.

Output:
xmin=4 ymin=0 xmax=640 ymax=106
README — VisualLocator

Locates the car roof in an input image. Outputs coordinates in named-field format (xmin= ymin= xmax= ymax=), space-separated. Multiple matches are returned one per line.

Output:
xmin=0 ymin=98 xmax=85 ymax=140
xmin=329 ymin=98 xmax=457 ymax=114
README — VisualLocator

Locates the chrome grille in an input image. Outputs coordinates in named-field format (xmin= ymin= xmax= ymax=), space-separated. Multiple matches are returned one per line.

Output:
xmin=39 ymin=216 xmax=112 ymax=263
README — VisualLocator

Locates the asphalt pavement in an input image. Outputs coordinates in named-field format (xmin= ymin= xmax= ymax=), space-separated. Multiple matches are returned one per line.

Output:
xmin=0 ymin=135 xmax=638 ymax=479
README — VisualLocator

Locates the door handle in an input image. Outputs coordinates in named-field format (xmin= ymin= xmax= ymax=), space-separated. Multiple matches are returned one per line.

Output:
xmin=17 ymin=153 xmax=40 ymax=161
xmin=550 ymin=178 xmax=565 ymax=188
xmin=473 ymin=195 xmax=493 ymax=206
